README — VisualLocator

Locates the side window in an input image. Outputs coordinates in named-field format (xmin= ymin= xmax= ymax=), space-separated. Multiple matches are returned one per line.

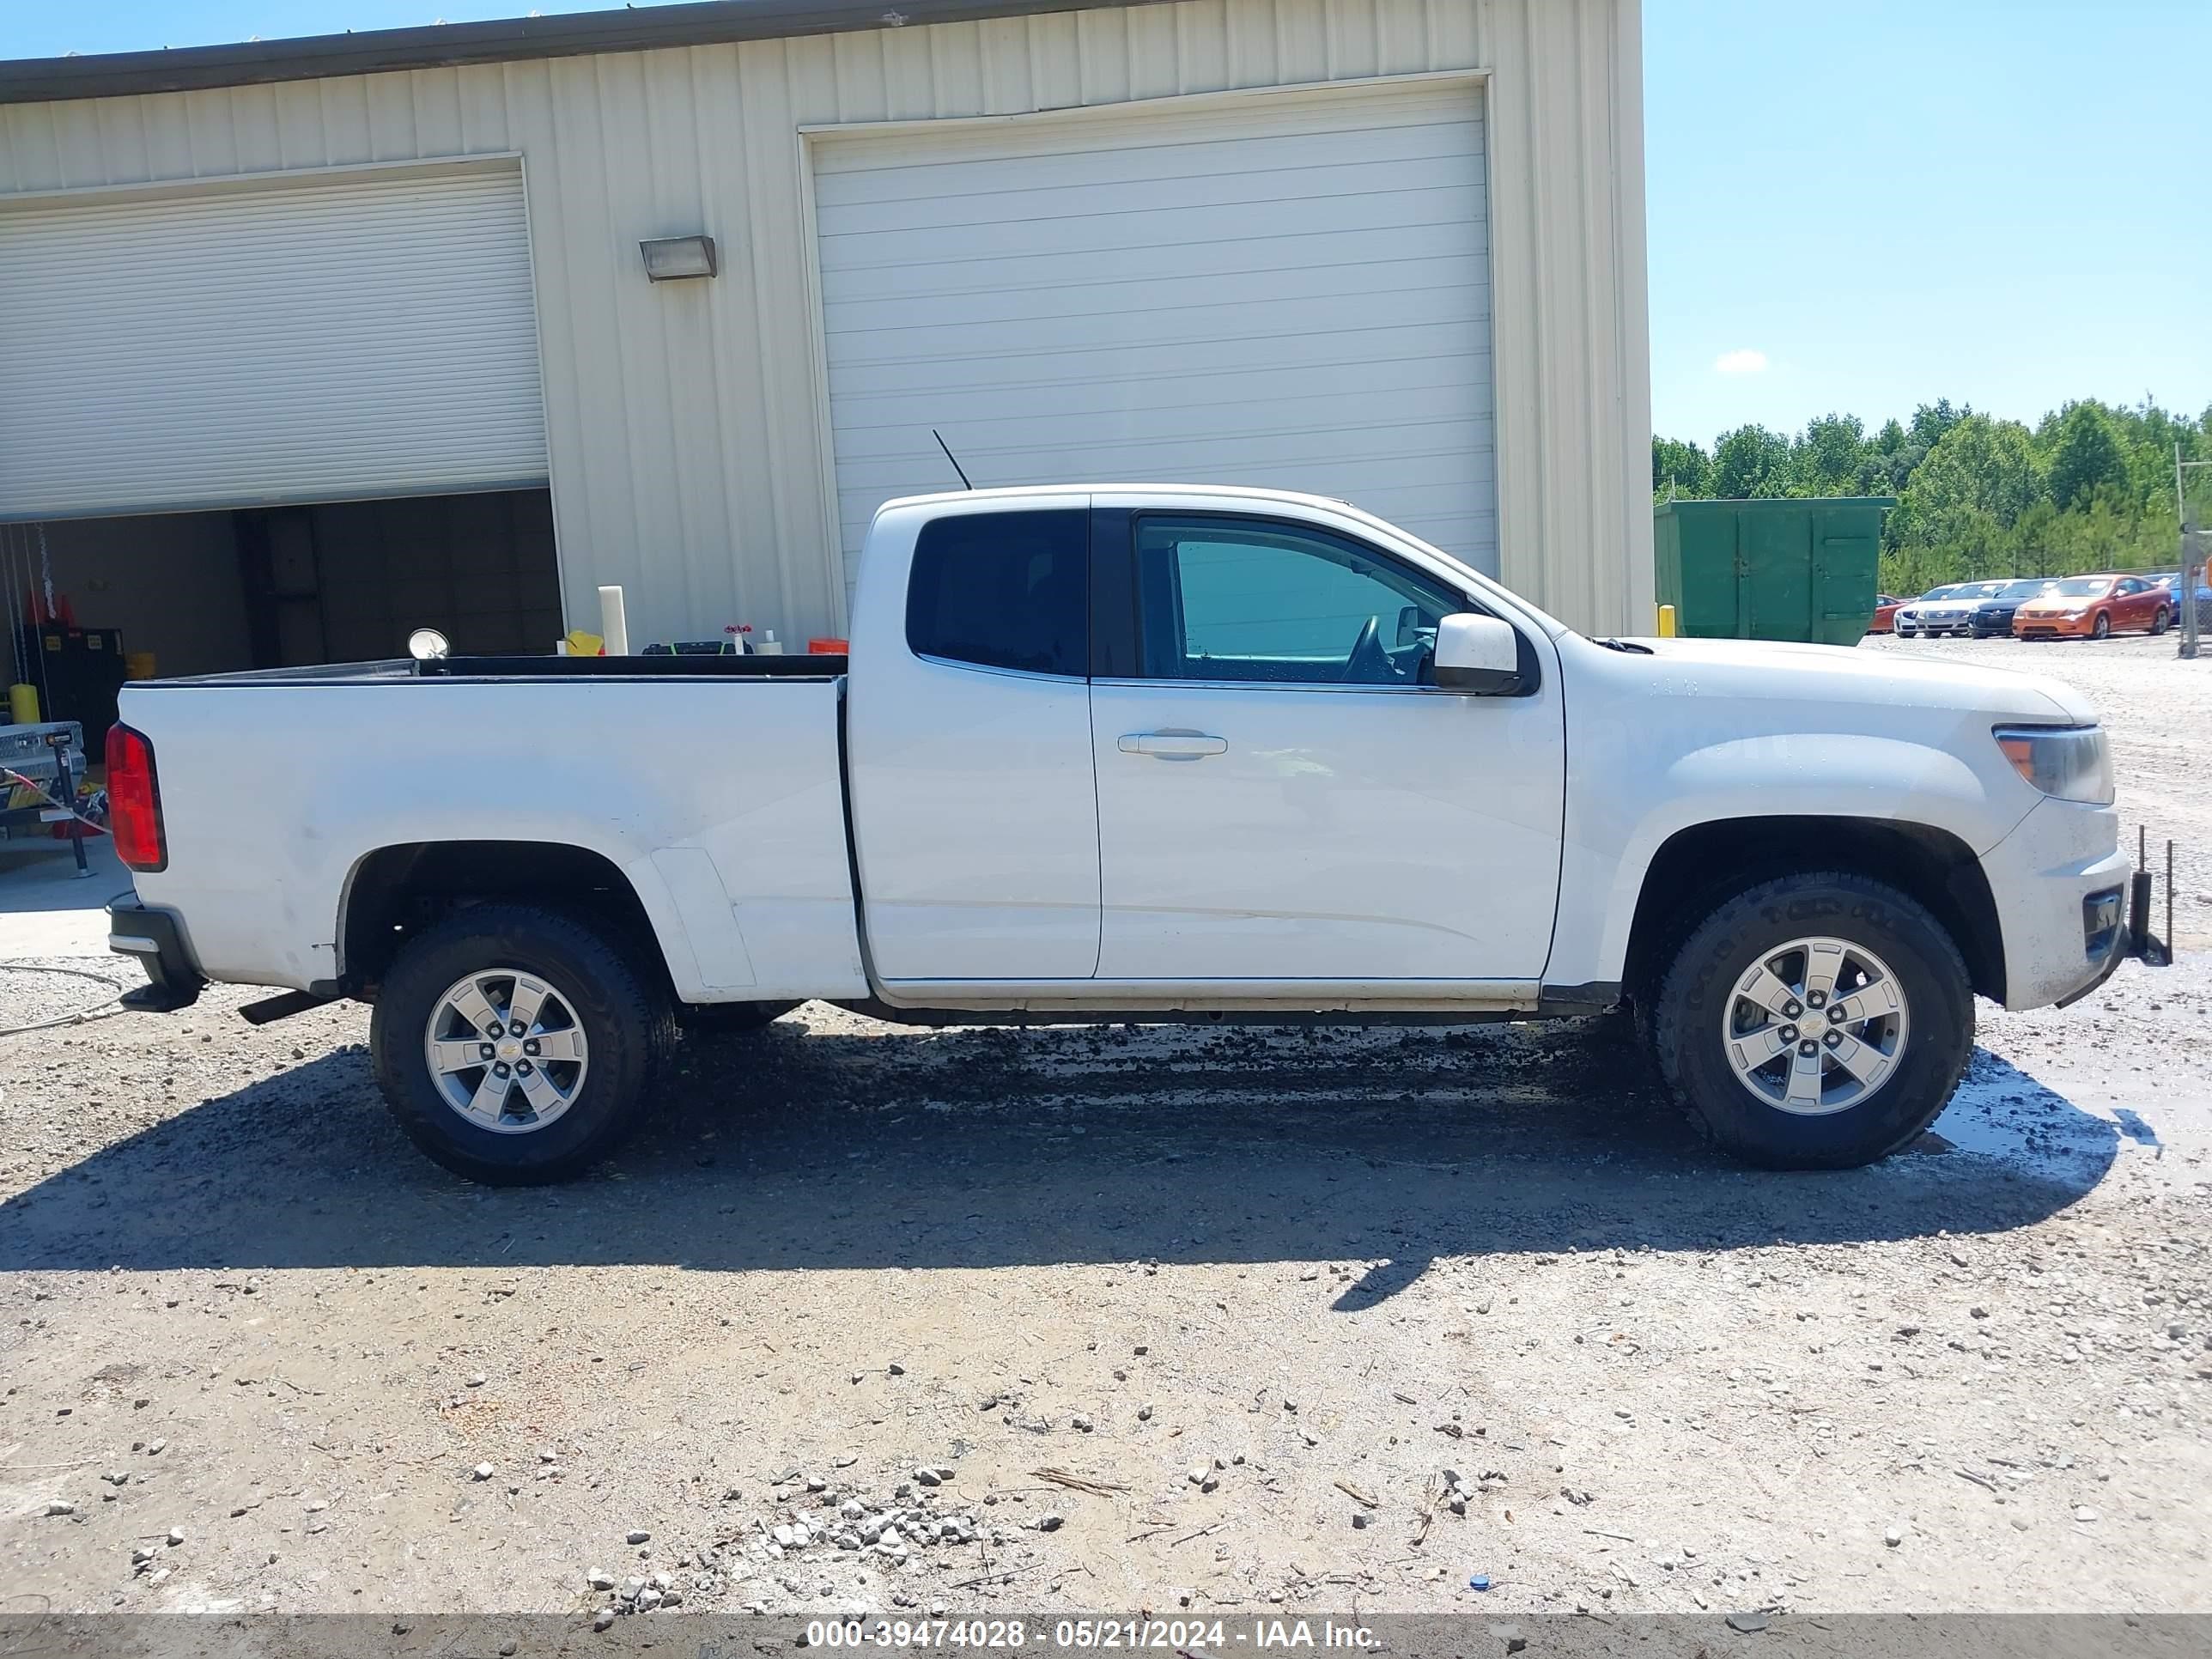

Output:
xmin=1132 ymin=515 xmax=1468 ymax=686
xmin=2117 ymin=578 xmax=2144 ymax=595
xmin=905 ymin=510 xmax=1088 ymax=677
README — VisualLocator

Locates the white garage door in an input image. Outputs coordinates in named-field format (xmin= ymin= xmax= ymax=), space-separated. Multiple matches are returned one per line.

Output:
xmin=812 ymin=82 xmax=1494 ymax=596
xmin=0 ymin=164 xmax=547 ymax=520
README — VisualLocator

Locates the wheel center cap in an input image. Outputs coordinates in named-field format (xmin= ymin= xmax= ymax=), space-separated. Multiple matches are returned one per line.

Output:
xmin=495 ymin=1038 xmax=524 ymax=1064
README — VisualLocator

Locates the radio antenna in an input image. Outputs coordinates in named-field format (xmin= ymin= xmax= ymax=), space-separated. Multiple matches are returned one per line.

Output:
xmin=933 ymin=428 xmax=974 ymax=491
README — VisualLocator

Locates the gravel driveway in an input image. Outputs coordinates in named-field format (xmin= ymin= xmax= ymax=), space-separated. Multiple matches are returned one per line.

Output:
xmin=1 ymin=635 xmax=2207 ymax=1623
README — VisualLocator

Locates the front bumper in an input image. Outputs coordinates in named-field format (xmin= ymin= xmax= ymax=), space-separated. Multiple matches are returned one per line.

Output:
xmin=1979 ymin=797 xmax=2135 ymax=1010
xmin=108 ymin=900 xmax=205 ymax=1012
xmin=2014 ymin=614 xmax=2093 ymax=638
xmin=2055 ymin=900 xmax=2130 ymax=1009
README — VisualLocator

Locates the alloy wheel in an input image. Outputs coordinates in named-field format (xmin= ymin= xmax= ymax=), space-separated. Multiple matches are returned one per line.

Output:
xmin=1721 ymin=936 xmax=1911 ymax=1116
xmin=423 ymin=969 xmax=591 ymax=1133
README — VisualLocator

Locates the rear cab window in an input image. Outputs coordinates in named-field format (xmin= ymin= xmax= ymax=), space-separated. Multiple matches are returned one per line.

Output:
xmin=904 ymin=510 xmax=1088 ymax=677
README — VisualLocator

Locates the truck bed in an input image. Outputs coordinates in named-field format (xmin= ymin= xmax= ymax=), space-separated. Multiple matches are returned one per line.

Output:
xmin=116 ymin=662 xmax=866 ymax=1003
xmin=142 ymin=653 xmax=848 ymax=687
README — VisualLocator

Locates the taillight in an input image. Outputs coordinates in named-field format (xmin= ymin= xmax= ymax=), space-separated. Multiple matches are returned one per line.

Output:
xmin=105 ymin=723 xmax=167 ymax=872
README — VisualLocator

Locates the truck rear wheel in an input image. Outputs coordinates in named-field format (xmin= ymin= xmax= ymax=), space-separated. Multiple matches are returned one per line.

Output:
xmin=369 ymin=902 xmax=669 ymax=1184
xmin=1650 ymin=872 xmax=1973 ymax=1169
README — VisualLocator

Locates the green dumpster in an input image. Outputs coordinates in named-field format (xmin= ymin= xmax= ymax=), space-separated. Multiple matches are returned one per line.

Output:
xmin=1653 ymin=497 xmax=1895 ymax=645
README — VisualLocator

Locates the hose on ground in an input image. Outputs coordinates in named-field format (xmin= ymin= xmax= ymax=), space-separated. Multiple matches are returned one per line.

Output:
xmin=0 ymin=962 xmax=131 ymax=1037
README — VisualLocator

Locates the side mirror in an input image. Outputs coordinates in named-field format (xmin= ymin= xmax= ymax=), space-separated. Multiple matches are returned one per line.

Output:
xmin=1432 ymin=612 xmax=1522 ymax=695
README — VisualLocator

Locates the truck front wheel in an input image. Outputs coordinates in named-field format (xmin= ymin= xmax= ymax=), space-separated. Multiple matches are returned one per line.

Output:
xmin=1650 ymin=872 xmax=1973 ymax=1169
xmin=369 ymin=902 xmax=669 ymax=1184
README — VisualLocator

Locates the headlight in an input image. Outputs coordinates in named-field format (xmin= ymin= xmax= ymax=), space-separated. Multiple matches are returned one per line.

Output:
xmin=1994 ymin=725 xmax=2113 ymax=805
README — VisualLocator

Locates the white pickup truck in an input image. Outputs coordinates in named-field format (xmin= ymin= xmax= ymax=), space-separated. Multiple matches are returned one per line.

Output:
xmin=105 ymin=485 xmax=2136 ymax=1184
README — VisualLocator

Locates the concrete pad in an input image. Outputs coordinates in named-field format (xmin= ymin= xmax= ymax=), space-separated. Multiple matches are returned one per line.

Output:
xmin=0 ymin=835 xmax=129 ymax=957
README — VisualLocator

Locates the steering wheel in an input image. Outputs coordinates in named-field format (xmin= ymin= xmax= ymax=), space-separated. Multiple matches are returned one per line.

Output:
xmin=1340 ymin=614 xmax=1390 ymax=683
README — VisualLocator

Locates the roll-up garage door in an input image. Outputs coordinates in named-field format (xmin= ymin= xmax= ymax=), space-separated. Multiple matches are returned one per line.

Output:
xmin=0 ymin=164 xmax=547 ymax=520
xmin=811 ymin=82 xmax=1495 ymax=595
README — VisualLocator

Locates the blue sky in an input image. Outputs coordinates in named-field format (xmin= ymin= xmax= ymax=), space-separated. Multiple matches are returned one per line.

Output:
xmin=1645 ymin=0 xmax=2211 ymax=447
xmin=8 ymin=0 xmax=2209 ymax=449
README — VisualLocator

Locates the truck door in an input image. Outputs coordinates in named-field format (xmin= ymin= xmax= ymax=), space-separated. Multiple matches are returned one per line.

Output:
xmin=1085 ymin=510 xmax=1565 ymax=985
xmin=845 ymin=504 xmax=1102 ymax=982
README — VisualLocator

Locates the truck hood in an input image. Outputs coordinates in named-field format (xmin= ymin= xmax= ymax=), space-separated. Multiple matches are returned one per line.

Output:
xmin=1611 ymin=636 xmax=2093 ymax=724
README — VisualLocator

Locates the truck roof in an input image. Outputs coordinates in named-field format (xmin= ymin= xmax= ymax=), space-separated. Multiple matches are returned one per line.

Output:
xmin=877 ymin=482 xmax=1358 ymax=514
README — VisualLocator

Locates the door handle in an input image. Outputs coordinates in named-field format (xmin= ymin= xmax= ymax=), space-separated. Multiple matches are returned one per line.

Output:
xmin=1117 ymin=732 xmax=1228 ymax=760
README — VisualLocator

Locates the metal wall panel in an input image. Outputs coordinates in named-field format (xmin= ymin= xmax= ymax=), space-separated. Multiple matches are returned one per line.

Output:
xmin=0 ymin=0 xmax=1650 ymax=640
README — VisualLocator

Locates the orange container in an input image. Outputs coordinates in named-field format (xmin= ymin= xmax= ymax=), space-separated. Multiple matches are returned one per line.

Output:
xmin=807 ymin=637 xmax=849 ymax=654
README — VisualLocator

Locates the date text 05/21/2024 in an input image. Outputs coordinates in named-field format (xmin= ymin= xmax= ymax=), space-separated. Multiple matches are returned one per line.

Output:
xmin=802 ymin=1620 xmax=1381 ymax=1650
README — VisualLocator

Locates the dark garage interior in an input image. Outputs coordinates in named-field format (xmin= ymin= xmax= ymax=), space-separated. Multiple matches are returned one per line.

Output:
xmin=4 ymin=488 xmax=563 ymax=741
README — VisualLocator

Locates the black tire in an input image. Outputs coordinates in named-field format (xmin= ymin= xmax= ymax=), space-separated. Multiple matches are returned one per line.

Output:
xmin=1650 ymin=872 xmax=1973 ymax=1170
xmin=370 ymin=902 xmax=671 ymax=1185
xmin=2151 ymin=606 xmax=2170 ymax=636
xmin=2091 ymin=611 xmax=2111 ymax=640
xmin=679 ymin=998 xmax=800 ymax=1035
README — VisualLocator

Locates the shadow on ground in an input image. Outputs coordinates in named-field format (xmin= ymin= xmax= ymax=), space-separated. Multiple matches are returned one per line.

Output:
xmin=0 ymin=1010 xmax=2120 ymax=1296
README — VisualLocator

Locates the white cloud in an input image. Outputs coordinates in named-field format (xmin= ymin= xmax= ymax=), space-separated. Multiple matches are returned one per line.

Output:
xmin=1714 ymin=349 xmax=1770 ymax=376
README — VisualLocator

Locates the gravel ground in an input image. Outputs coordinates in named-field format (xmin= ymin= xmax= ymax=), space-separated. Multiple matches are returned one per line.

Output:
xmin=1 ymin=635 xmax=2208 ymax=1623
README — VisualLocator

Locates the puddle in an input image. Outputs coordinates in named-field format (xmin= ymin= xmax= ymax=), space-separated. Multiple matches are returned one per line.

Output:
xmin=1928 ymin=1050 xmax=2196 ymax=1192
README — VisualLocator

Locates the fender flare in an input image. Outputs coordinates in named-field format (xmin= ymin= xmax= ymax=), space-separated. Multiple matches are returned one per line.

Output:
xmin=1578 ymin=734 xmax=2031 ymax=988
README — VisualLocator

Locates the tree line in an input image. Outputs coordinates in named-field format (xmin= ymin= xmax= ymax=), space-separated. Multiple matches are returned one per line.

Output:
xmin=1653 ymin=398 xmax=2212 ymax=597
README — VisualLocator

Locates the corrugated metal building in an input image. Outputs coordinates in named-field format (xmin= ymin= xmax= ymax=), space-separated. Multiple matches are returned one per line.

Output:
xmin=0 ymin=0 xmax=1650 ymax=675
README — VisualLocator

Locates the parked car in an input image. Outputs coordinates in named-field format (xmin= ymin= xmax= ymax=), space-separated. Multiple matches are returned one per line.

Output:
xmin=2153 ymin=570 xmax=2212 ymax=624
xmin=1893 ymin=581 xmax=2009 ymax=638
xmin=105 ymin=484 xmax=2136 ymax=1183
xmin=1868 ymin=594 xmax=1905 ymax=635
xmin=1968 ymin=578 xmax=2061 ymax=637
xmin=2012 ymin=573 xmax=2173 ymax=640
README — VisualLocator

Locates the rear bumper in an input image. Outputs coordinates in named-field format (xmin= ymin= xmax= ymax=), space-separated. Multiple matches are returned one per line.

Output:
xmin=107 ymin=900 xmax=205 ymax=1012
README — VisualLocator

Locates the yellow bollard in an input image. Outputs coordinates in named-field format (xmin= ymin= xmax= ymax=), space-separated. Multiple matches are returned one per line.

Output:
xmin=8 ymin=683 xmax=39 ymax=724
xmin=1656 ymin=604 xmax=1677 ymax=638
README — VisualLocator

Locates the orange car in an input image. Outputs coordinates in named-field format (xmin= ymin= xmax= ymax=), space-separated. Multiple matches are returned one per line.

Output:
xmin=2011 ymin=573 xmax=2175 ymax=640
xmin=1868 ymin=593 xmax=1904 ymax=634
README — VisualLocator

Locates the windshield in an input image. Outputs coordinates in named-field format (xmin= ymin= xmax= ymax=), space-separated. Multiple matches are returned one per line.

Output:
xmin=1919 ymin=586 xmax=1964 ymax=600
xmin=1997 ymin=580 xmax=2053 ymax=599
xmin=2051 ymin=576 xmax=2112 ymax=598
